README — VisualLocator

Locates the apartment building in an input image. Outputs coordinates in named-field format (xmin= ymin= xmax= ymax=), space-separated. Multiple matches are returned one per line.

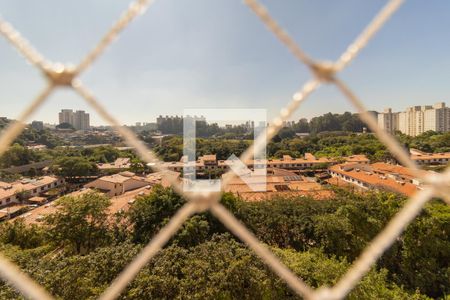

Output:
xmin=378 ymin=102 xmax=450 ymax=136
xmin=73 ymin=110 xmax=90 ymax=131
xmin=58 ymin=109 xmax=90 ymax=130
xmin=378 ymin=108 xmax=399 ymax=133
xmin=58 ymin=109 xmax=74 ymax=125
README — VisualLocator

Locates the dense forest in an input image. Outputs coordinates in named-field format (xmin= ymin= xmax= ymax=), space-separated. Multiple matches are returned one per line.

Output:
xmin=0 ymin=187 xmax=448 ymax=299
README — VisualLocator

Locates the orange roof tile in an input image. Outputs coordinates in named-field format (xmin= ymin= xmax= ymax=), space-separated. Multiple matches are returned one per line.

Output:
xmin=329 ymin=163 xmax=419 ymax=196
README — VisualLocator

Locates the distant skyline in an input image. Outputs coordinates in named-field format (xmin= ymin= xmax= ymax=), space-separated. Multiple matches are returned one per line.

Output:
xmin=1 ymin=1 xmax=450 ymax=125
xmin=24 ymin=100 xmax=446 ymax=127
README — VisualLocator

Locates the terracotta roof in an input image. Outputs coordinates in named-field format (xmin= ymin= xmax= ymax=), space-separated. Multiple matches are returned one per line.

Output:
xmin=344 ymin=155 xmax=370 ymax=163
xmin=107 ymin=186 xmax=152 ymax=216
xmin=269 ymin=168 xmax=299 ymax=176
xmin=28 ymin=196 xmax=47 ymax=203
xmin=223 ymin=171 xmax=332 ymax=201
xmin=370 ymin=162 xmax=415 ymax=179
xmin=200 ymin=154 xmax=217 ymax=162
xmin=96 ymin=174 xmax=132 ymax=184
xmin=326 ymin=177 xmax=354 ymax=188
xmin=146 ymin=170 xmax=180 ymax=188
xmin=10 ymin=189 xmax=90 ymax=225
xmin=0 ymin=176 xmax=60 ymax=200
xmin=119 ymin=171 xmax=135 ymax=177
xmin=0 ymin=204 xmax=28 ymax=219
xmin=97 ymin=157 xmax=131 ymax=170
xmin=328 ymin=163 xmax=419 ymax=196
xmin=12 ymin=187 xmax=154 ymax=225
xmin=410 ymin=152 xmax=450 ymax=160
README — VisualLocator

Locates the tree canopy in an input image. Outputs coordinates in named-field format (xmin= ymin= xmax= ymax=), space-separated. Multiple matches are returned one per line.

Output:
xmin=0 ymin=187 xmax=447 ymax=299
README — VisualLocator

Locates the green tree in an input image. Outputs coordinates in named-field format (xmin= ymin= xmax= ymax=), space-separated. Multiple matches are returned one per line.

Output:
xmin=277 ymin=127 xmax=296 ymax=140
xmin=129 ymin=158 xmax=146 ymax=174
xmin=128 ymin=185 xmax=186 ymax=243
xmin=399 ymin=201 xmax=450 ymax=297
xmin=56 ymin=122 xmax=75 ymax=130
xmin=16 ymin=189 xmax=31 ymax=202
xmin=0 ymin=143 xmax=39 ymax=168
xmin=0 ymin=219 xmax=46 ymax=249
xmin=52 ymin=156 xmax=98 ymax=178
xmin=44 ymin=192 xmax=111 ymax=254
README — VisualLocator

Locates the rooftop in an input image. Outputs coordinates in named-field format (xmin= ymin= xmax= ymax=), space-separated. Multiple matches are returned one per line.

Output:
xmin=328 ymin=163 xmax=420 ymax=197
xmin=11 ymin=187 xmax=153 ymax=226
xmin=223 ymin=169 xmax=332 ymax=201
xmin=97 ymin=157 xmax=131 ymax=170
xmin=0 ymin=176 xmax=60 ymax=200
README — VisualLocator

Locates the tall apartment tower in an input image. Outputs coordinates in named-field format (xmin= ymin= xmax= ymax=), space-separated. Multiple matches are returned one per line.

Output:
xmin=58 ymin=109 xmax=74 ymax=125
xmin=378 ymin=102 xmax=449 ymax=136
xmin=377 ymin=108 xmax=399 ymax=134
xmin=424 ymin=102 xmax=450 ymax=133
xmin=58 ymin=109 xmax=90 ymax=130
xmin=73 ymin=110 xmax=90 ymax=130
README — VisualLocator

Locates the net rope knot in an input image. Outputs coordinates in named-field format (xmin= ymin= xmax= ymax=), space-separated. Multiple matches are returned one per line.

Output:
xmin=43 ymin=63 xmax=77 ymax=86
xmin=310 ymin=61 xmax=336 ymax=83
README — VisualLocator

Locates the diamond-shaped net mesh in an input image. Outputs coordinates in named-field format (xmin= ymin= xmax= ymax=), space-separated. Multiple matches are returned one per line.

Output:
xmin=0 ymin=1 xmax=449 ymax=299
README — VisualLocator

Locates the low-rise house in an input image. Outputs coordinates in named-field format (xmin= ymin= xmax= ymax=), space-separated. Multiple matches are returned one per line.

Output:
xmin=97 ymin=157 xmax=131 ymax=172
xmin=409 ymin=148 xmax=450 ymax=165
xmin=84 ymin=172 xmax=149 ymax=197
xmin=146 ymin=170 xmax=180 ymax=188
xmin=157 ymin=153 xmax=333 ymax=173
xmin=10 ymin=189 xmax=90 ymax=225
xmin=13 ymin=186 xmax=155 ymax=225
xmin=0 ymin=204 xmax=29 ymax=221
xmin=0 ymin=176 xmax=64 ymax=207
xmin=370 ymin=162 xmax=423 ymax=185
xmin=223 ymin=168 xmax=333 ymax=201
xmin=344 ymin=155 xmax=370 ymax=164
xmin=328 ymin=163 xmax=422 ymax=196
xmin=0 ymin=160 xmax=53 ymax=174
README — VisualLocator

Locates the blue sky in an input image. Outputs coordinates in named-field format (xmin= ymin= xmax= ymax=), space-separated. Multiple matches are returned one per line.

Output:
xmin=1 ymin=0 xmax=449 ymax=125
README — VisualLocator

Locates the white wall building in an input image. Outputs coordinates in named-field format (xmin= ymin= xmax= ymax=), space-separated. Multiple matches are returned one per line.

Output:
xmin=58 ymin=109 xmax=74 ymax=125
xmin=84 ymin=172 xmax=150 ymax=197
xmin=377 ymin=108 xmax=399 ymax=134
xmin=378 ymin=102 xmax=450 ymax=136
xmin=0 ymin=176 xmax=65 ymax=207
xmin=58 ymin=109 xmax=90 ymax=130
xmin=73 ymin=110 xmax=90 ymax=130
